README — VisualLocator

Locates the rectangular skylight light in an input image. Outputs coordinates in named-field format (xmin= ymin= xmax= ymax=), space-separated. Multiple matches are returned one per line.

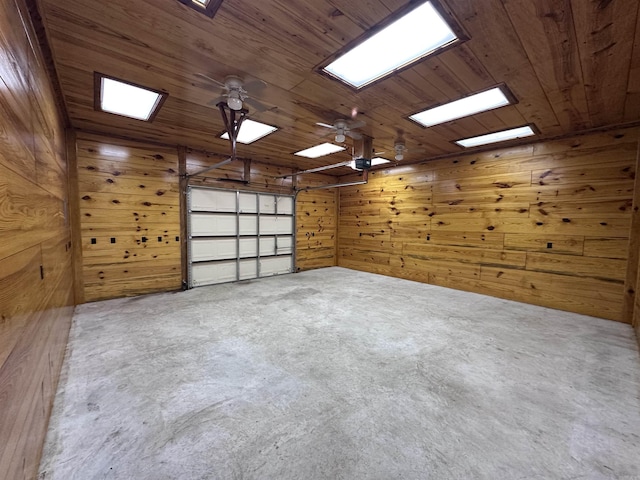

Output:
xmin=220 ymin=119 xmax=278 ymax=144
xmin=322 ymin=1 xmax=461 ymax=89
xmin=97 ymin=74 xmax=166 ymax=121
xmin=410 ymin=87 xmax=512 ymax=127
xmin=192 ymin=0 xmax=209 ymax=5
xmin=294 ymin=143 xmax=346 ymax=158
xmin=350 ymin=157 xmax=390 ymax=170
xmin=455 ymin=126 xmax=536 ymax=148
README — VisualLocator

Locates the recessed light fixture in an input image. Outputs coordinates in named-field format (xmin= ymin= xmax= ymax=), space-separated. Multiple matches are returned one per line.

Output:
xmin=220 ymin=119 xmax=278 ymax=144
xmin=350 ymin=157 xmax=391 ymax=170
xmin=410 ymin=86 xmax=514 ymax=127
xmin=294 ymin=143 xmax=346 ymax=158
xmin=455 ymin=125 xmax=537 ymax=148
xmin=177 ymin=0 xmax=223 ymax=18
xmin=95 ymin=73 xmax=167 ymax=122
xmin=321 ymin=1 xmax=463 ymax=89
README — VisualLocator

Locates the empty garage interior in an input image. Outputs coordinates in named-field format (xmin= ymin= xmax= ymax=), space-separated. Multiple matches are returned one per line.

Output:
xmin=2 ymin=0 xmax=640 ymax=478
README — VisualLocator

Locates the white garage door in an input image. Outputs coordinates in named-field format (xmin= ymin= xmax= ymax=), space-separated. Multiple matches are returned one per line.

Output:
xmin=187 ymin=187 xmax=295 ymax=287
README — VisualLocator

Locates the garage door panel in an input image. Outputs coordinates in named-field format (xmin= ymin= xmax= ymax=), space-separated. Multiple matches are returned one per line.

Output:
xmin=239 ymin=193 xmax=257 ymax=213
xmin=261 ymin=256 xmax=293 ymax=277
xmin=191 ymin=238 xmax=236 ymax=262
xmin=191 ymin=189 xmax=236 ymax=212
xmin=239 ymin=259 xmax=257 ymax=280
xmin=188 ymin=187 xmax=294 ymax=288
xmin=239 ymin=215 xmax=258 ymax=235
xmin=259 ymin=194 xmax=276 ymax=214
xmin=259 ymin=216 xmax=293 ymax=235
xmin=192 ymin=260 xmax=236 ymax=286
xmin=191 ymin=214 xmax=236 ymax=236
xmin=259 ymin=236 xmax=293 ymax=256
xmin=277 ymin=196 xmax=293 ymax=215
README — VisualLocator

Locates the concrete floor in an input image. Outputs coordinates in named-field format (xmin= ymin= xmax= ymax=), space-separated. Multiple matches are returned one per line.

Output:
xmin=40 ymin=267 xmax=640 ymax=479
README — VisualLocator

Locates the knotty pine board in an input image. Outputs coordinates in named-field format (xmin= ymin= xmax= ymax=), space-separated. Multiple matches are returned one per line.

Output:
xmin=338 ymin=127 xmax=639 ymax=322
xmin=76 ymin=133 xmax=182 ymax=302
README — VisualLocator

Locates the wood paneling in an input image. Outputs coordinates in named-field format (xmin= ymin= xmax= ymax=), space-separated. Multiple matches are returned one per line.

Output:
xmin=338 ymin=128 xmax=639 ymax=322
xmin=0 ymin=0 xmax=74 ymax=478
xmin=296 ymin=175 xmax=339 ymax=271
xmin=76 ymin=133 xmax=182 ymax=302
xmin=33 ymin=0 xmax=640 ymax=176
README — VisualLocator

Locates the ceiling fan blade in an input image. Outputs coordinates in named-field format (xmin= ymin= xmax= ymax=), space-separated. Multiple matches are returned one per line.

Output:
xmin=346 ymin=131 xmax=362 ymax=140
xmin=244 ymin=97 xmax=270 ymax=113
xmin=349 ymin=119 xmax=366 ymax=130
xmin=195 ymin=73 xmax=227 ymax=89
xmin=315 ymin=122 xmax=336 ymax=129
xmin=407 ymin=146 xmax=426 ymax=154
xmin=243 ymin=76 xmax=267 ymax=93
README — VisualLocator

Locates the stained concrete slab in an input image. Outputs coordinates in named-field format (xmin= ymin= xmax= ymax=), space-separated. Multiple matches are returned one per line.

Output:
xmin=40 ymin=267 xmax=640 ymax=479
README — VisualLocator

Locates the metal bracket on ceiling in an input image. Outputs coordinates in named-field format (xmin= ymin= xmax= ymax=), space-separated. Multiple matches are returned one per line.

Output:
xmin=185 ymin=102 xmax=248 ymax=179
xmin=217 ymin=101 xmax=248 ymax=160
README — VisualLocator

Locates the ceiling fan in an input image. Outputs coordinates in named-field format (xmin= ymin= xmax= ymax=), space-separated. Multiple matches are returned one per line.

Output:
xmin=380 ymin=130 xmax=425 ymax=161
xmin=196 ymin=73 xmax=270 ymax=112
xmin=316 ymin=118 xmax=366 ymax=143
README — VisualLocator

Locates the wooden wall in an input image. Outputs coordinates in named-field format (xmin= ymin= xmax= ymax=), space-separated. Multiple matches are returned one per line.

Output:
xmin=338 ymin=128 xmax=639 ymax=322
xmin=186 ymin=151 xmax=337 ymax=272
xmin=0 ymin=0 xmax=74 ymax=478
xmin=75 ymin=133 xmax=182 ymax=302
xmin=72 ymin=144 xmax=339 ymax=303
xmin=296 ymin=177 xmax=338 ymax=271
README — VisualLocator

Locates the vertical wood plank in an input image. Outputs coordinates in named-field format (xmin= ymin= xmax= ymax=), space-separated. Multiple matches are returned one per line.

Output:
xmin=66 ymin=128 xmax=84 ymax=303
xmin=178 ymin=145 xmax=188 ymax=290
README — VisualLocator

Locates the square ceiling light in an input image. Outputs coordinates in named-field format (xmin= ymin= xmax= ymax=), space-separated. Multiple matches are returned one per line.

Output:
xmin=350 ymin=157 xmax=391 ymax=170
xmin=220 ymin=119 xmax=278 ymax=144
xmin=95 ymin=73 xmax=167 ymax=122
xmin=177 ymin=0 xmax=223 ymax=17
xmin=455 ymin=125 xmax=537 ymax=148
xmin=321 ymin=1 xmax=463 ymax=89
xmin=410 ymin=86 xmax=514 ymax=127
xmin=294 ymin=143 xmax=346 ymax=158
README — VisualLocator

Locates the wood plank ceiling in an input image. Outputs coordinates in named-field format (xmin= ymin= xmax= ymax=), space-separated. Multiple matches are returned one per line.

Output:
xmin=37 ymin=0 xmax=640 ymax=174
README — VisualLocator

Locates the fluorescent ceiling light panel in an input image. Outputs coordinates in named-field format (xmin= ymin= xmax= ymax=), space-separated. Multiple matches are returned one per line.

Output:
xmin=220 ymin=119 xmax=278 ymax=144
xmin=323 ymin=1 xmax=458 ymax=88
xmin=350 ymin=157 xmax=391 ymax=170
xmin=295 ymin=143 xmax=346 ymax=158
xmin=192 ymin=0 xmax=209 ymax=5
xmin=456 ymin=126 xmax=536 ymax=148
xmin=100 ymin=77 xmax=163 ymax=121
xmin=411 ymin=87 xmax=511 ymax=127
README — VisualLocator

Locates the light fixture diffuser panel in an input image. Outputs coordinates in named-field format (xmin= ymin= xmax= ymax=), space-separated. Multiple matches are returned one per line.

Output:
xmin=456 ymin=126 xmax=536 ymax=148
xmin=294 ymin=143 xmax=346 ymax=158
xmin=100 ymin=77 xmax=163 ymax=121
xmin=323 ymin=1 xmax=459 ymax=88
xmin=220 ymin=119 xmax=278 ymax=144
xmin=410 ymin=87 xmax=511 ymax=127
